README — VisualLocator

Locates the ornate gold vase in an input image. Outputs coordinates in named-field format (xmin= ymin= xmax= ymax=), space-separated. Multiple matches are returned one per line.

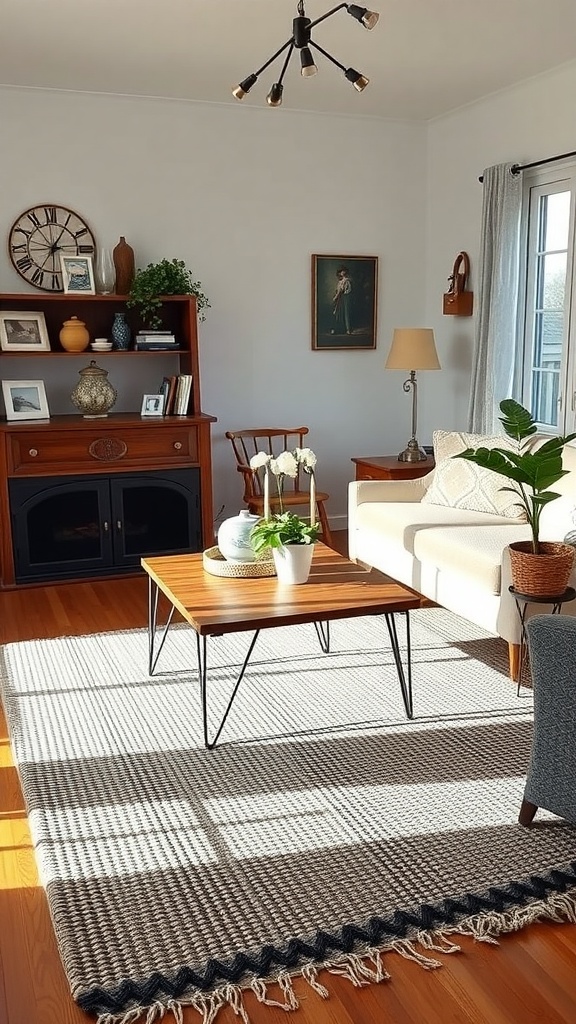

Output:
xmin=70 ymin=360 xmax=117 ymax=419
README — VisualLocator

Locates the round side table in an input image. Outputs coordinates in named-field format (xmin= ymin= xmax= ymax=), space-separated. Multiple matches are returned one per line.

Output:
xmin=509 ymin=585 xmax=576 ymax=695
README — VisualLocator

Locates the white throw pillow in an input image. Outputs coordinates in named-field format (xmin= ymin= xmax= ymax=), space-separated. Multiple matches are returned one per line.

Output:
xmin=421 ymin=430 xmax=527 ymax=520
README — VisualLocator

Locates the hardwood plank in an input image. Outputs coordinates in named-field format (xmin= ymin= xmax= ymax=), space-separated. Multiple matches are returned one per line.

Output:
xmin=1 ymin=540 xmax=576 ymax=1024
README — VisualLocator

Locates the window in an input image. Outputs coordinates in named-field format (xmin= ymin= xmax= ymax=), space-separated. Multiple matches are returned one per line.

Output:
xmin=521 ymin=164 xmax=576 ymax=433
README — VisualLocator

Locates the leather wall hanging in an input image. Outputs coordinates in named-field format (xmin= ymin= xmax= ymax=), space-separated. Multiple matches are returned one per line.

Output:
xmin=443 ymin=251 xmax=473 ymax=316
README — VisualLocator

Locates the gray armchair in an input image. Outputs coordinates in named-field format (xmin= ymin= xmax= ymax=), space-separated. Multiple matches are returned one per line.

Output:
xmin=519 ymin=615 xmax=576 ymax=826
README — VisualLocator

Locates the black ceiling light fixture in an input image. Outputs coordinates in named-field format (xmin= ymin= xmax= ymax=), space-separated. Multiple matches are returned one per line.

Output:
xmin=232 ymin=2 xmax=379 ymax=108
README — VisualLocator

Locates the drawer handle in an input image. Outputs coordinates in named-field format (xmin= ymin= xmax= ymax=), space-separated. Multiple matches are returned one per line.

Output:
xmin=173 ymin=441 xmax=182 ymax=450
xmin=29 ymin=448 xmax=38 ymax=457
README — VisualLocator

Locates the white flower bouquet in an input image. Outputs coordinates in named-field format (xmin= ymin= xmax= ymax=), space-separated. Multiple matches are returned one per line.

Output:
xmin=249 ymin=447 xmax=321 ymax=553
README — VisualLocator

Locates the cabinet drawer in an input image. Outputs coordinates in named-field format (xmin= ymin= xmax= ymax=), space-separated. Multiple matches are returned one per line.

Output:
xmin=8 ymin=426 xmax=198 ymax=474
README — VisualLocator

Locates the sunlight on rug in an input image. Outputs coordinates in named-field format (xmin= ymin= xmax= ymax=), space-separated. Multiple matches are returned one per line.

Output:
xmin=1 ymin=606 xmax=576 ymax=1024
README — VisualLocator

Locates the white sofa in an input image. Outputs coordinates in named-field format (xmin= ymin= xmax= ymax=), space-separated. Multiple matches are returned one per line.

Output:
xmin=348 ymin=441 xmax=576 ymax=676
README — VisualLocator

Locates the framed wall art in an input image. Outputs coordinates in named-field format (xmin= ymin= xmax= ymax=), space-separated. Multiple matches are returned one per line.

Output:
xmin=60 ymin=254 xmax=96 ymax=294
xmin=311 ymin=254 xmax=378 ymax=350
xmin=0 ymin=311 xmax=50 ymax=352
xmin=2 ymin=379 xmax=50 ymax=421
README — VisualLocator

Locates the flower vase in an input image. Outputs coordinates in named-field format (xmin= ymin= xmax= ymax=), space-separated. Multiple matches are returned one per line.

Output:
xmin=95 ymin=248 xmax=116 ymax=294
xmin=111 ymin=311 xmax=131 ymax=350
xmin=272 ymin=543 xmax=314 ymax=584
xmin=218 ymin=509 xmax=261 ymax=562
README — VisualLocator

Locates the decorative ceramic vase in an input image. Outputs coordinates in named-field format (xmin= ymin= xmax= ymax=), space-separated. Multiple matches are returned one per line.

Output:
xmin=113 ymin=236 xmax=135 ymax=295
xmin=70 ymin=360 xmax=117 ymax=419
xmin=59 ymin=316 xmax=90 ymax=353
xmin=272 ymin=543 xmax=314 ymax=584
xmin=217 ymin=509 xmax=260 ymax=563
xmin=95 ymin=248 xmax=116 ymax=294
xmin=111 ymin=311 xmax=131 ymax=350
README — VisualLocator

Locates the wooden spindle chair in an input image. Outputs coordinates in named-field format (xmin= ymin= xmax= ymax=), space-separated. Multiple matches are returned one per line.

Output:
xmin=225 ymin=427 xmax=332 ymax=548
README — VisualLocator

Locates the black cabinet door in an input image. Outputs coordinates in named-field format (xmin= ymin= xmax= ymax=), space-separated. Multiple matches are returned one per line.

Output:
xmin=9 ymin=477 xmax=113 ymax=583
xmin=109 ymin=469 xmax=201 ymax=567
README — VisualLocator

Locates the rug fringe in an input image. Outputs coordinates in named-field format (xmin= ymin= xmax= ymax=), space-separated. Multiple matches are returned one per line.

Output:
xmin=95 ymin=887 xmax=576 ymax=1024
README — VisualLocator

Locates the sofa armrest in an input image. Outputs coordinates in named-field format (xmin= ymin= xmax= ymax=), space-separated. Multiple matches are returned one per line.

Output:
xmin=350 ymin=472 xmax=434 ymax=507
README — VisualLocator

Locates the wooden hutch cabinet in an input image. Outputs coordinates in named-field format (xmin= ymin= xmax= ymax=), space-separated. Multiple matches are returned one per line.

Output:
xmin=0 ymin=293 xmax=216 ymax=587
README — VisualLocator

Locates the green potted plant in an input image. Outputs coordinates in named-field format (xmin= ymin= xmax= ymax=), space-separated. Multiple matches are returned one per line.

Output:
xmin=456 ymin=398 xmax=576 ymax=595
xmin=249 ymin=449 xmax=321 ymax=583
xmin=127 ymin=258 xmax=210 ymax=329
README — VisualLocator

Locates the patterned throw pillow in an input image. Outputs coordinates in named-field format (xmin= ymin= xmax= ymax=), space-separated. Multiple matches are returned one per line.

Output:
xmin=421 ymin=430 xmax=527 ymax=520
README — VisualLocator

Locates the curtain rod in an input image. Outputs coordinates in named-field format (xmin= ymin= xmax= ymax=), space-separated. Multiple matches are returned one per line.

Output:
xmin=478 ymin=148 xmax=576 ymax=183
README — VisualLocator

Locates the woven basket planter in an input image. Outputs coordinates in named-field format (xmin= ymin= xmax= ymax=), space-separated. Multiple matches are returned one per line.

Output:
xmin=508 ymin=540 xmax=575 ymax=597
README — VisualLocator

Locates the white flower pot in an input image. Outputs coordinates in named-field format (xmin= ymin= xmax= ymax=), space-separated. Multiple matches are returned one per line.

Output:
xmin=272 ymin=543 xmax=314 ymax=584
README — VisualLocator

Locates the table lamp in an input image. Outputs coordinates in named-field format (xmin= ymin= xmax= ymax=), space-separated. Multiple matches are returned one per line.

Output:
xmin=385 ymin=328 xmax=440 ymax=462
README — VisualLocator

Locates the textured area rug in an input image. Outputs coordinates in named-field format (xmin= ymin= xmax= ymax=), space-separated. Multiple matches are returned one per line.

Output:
xmin=2 ymin=607 xmax=576 ymax=1024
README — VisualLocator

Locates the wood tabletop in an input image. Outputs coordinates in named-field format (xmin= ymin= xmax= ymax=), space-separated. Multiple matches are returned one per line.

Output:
xmin=141 ymin=543 xmax=420 ymax=635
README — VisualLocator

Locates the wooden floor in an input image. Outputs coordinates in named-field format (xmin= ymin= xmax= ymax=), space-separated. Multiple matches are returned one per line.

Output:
xmin=1 ymin=533 xmax=576 ymax=1023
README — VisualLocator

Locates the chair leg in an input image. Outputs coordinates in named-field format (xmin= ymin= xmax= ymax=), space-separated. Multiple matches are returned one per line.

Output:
xmin=317 ymin=500 xmax=333 ymax=549
xmin=508 ymin=642 xmax=520 ymax=681
xmin=518 ymin=797 xmax=538 ymax=827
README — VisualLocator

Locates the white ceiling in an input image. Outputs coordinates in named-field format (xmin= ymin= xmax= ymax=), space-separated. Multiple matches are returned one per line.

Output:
xmin=2 ymin=0 xmax=576 ymax=120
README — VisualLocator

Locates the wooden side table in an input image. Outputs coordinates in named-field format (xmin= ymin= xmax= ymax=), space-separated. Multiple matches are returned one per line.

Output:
xmin=352 ymin=455 xmax=435 ymax=481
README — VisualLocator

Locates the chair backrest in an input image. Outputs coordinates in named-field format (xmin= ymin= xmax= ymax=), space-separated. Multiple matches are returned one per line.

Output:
xmin=225 ymin=427 xmax=311 ymax=501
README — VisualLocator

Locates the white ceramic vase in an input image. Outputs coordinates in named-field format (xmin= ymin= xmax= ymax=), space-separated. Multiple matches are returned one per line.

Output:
xmin=272 ymin=543 xmax=314 ymax=584
xmin=217 ymin=509 xmax=260 ymax=562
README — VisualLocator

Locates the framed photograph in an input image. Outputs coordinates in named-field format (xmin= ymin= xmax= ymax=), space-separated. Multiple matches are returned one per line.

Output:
xmin=60 ymin=254 xmax=96 ymax=294
xmin=141 ymin=393 xmax=164 ymax=417
xmin=2 ymin=380 xmax=50 ymax=421
xmin=311 ymin=254 xmax=378 ymax=350
xmin=0 ymin=311 xmax=50 ymax=352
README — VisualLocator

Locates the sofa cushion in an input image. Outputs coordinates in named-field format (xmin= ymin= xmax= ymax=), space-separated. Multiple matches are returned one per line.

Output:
xmin=421 ymin=430 xmax=526 ymax=519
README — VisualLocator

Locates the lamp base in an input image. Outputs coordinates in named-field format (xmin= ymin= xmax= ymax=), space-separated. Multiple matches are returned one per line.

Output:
xmin=397 ymin=439 xmax=429 ymax=463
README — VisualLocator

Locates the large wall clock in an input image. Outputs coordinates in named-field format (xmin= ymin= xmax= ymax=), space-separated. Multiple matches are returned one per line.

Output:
xmin=8 ymin=204 xmax=96 ymax=292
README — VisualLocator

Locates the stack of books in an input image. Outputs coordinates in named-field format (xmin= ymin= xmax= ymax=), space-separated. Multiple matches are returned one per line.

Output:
xmin=135 ymin=330 xmax=179 ymax=351
xmin=159 ymin=375 xmax=194 ymax=415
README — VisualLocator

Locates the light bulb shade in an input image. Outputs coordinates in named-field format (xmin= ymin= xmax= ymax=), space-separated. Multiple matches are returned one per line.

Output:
xmin=232 ymin=74 xmax=257 ymax=100
xmin=344 ymin=67 xmax=369 ymax=91
xmin=347 ymin=5 xmax=380 ymax=29
xmin=300 ymin=47 xmax=318 ymax=76
xmin=385 ymin=328 xmax=441 ymax=371
xmin=267 ymin=83 xmax=283 ymax=106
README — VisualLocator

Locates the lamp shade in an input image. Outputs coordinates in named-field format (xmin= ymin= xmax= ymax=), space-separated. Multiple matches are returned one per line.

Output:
xmin=385 ymin=328 xmax=440 ymax=371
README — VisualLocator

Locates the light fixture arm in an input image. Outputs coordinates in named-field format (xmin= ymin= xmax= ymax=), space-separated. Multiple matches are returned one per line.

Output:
xmin=254 ymin=37 xmax=294 ymax=79
xmin=276 ymin=43 xmax=295 ymax=86
xmin=309 ymin=40 xmax=347 ymax=73
xmin=308 ymin=3 xmax=348 ymax=30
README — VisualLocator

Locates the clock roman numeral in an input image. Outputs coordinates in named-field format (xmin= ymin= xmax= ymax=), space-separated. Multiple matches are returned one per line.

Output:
xmin=52 ymin=273 xmax=62 ymax=290
xmin=78 ymin=244 xmax=94 ymax=254
xmin=14 ymin=227 xmax=32 ymax=238
xmin=27 ymin=211 xmax=41 ymax=228
xmin=11 ymin=243 xmax=27 ymax=253
xmin=31 ymin=268 xmax=45 ymax=286
xmin=74 ymin=228 xmax=89 ymax=238
xmin=44 ymin=207 xmax=57 ymax=223
xmin=17 ymin=255 xmax=33 ymax=271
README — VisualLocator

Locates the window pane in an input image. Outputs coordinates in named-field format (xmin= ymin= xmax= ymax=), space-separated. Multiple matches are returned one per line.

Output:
xmin=532 ymin=310 xmax=563 ymax=368
xmin=537 ymin=252 xmax=567 ymax=310
xmin=541 ymin=191 xmax=570 ymax=251
xmin=531 ymin=369 xmax=560 ymax=428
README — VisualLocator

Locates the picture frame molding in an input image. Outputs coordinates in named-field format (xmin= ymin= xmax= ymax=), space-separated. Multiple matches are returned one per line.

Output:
xmin=60 ymin=254 xmax=96 ymax=295
xmin=2 ymin=379 xmax=50 ymax=421
xmin=0 ymin=311 xmax=51 ymax=352
xmin=311 ymin=253 xmax=378 ymax=351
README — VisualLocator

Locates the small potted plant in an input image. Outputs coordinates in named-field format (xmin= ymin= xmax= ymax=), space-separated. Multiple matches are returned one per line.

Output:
xmin=456 ymin=398 xmax=576 ymax=596
xmin=127 ymin=258 xmax=210 ymax=329
xmin=249 ymin=449 xmax=321 ymax=584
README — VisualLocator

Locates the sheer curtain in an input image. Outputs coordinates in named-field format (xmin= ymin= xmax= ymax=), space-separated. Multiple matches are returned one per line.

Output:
xmin=468 ymin=162 xmax=523 ymax=433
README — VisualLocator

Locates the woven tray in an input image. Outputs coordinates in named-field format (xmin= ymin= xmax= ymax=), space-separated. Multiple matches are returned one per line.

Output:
xmin=202 ymin=545 xmax=276 ymax=578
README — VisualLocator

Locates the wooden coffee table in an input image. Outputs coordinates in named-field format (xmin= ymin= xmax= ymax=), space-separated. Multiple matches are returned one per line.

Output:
xmin=142 ymin=543 xmax=420 ymax=748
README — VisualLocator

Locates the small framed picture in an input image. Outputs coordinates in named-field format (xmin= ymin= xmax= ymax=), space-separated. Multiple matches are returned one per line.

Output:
xmin=141 ymin=393 xmax=164 ymax=417
xmin=60 ymin=254 xmax=96 ymax=295
xmin=2 ymin=380 xmax=50 ymax=421
xmin=311 ymin=254 xmax=378 ymax=350
xmin=0 ymin=311 xmax=50 ymax=352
